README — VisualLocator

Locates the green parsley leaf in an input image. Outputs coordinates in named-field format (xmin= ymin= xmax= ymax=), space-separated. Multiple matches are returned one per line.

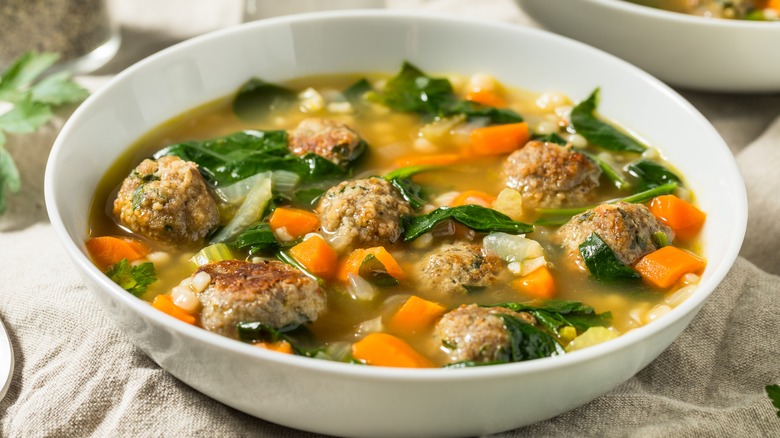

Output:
xmin=0 ymin=145 xmax=21 ymax=214
xmin=0 ymin=50 xmax=89 ymax=216
xmin=0 ymin=96 xmax=52 ymax=134
xmin=30 ymin=71 xmax=89 ymax=105
xmin=767 ymin=384 xmax=780 ymax=418
xmin=105 ymin=259 xmax=157 ymax=297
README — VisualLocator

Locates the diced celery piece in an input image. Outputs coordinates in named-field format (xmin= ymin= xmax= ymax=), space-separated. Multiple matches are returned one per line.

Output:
xmin=189 ymin=243 xmax=234 ymax=268
xmin=565 ymin=326 xmax=619 ymax=352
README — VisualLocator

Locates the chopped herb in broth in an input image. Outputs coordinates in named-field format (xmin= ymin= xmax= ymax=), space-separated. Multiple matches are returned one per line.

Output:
xmin=86 ymin=62 xmax=707 ymax=368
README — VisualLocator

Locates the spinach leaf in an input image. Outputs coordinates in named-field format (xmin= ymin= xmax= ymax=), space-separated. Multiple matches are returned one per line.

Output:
xmin=232 ymin=78 xmax=297 ymax=121
xmin=535 ymin=182 xmax=678 ymax=225
xmin=294 ymin=187 xmax=326 ymax=207
xmin=155 ymin=130 xmax=347 ymax=186
xmin=495 ymin=314 xmax=564 ymax=362
xmin=358 ymin=254 xmax=399 ymax=287
xmin=578 ymin=232 xmax=640 ymax=282
xmin=342 ymin=78 xmax=373 ymax=107
xmin=575 ymin=148 xmax=631 ymax=190
xmin=376 ymin=62 xmax=523 ymax=125
xmin=571 ymin=88 xmax=646 ymax=153
xmin=403 ymin=205 xmax=533 ymax=241
xmin=379 ymin=61 xmax=454 ymax=115
xmin=383 ymin=165 xmax=438 ymax=210
xmin=105 ymin=259 xmax=156 ymax=297
xmin=230 ymin=222 xmax=279 ymax=255
xmin=495 ymin=300 xmax=612 ymax=335
xmin=534 ymin=132 xmax=568 ymax=145
xmin=626 ymin=158 xmax=681 ymax=191
xmin=441 ymin=100 xmax=523 ymax=124
xmin=237 ymin=321 xmax=290 ymax=344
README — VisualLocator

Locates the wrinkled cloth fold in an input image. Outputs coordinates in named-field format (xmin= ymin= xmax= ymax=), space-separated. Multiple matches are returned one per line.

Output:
xmin=1 ymin=0 xmax=779 ymax=436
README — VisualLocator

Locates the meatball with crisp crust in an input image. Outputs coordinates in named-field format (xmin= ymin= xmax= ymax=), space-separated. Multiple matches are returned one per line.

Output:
xmin=113 ymin=156 xmax=220 ymax=248
xmin=315 ymin=177 xmax=411 ymax=251
xmin=556 ymin=201 xmax=674 ymax=266
xmin=503 ymin=141 xmax=601 ymax=208
xmin=435 ymin=304 xmax=536 ymax=363
xmin=196 ymin=260 xmax=326 ymax=339
xmin=417 ymin=241 xmax=503 ymax=295
xmin=288 ymin=118 xmax=366 ymax=165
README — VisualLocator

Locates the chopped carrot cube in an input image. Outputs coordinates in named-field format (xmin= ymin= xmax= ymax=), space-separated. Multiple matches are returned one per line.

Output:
xmin=649 ymin=195 xmax=706 ymax=241
xmin=387 ymin=295 xmax=447 ymax=335
xmin=289 ymin=235 xmax=338 ymax=279
xmin=449 ymin=190 xmax=496 ymax=208
xmin=337 ymin=247 xmax=405 ymax=282
xmin=268 ymin=207 xmax=320 ymax=239
xmin=351 ymin=333 xmax=434 ymax=368
xmin=470 ymin=122 xmax=530 ymax=156
xmin=634 ymin=246 xmax=706 ymax=289
xmin=86 ymin=236 xmax=148 ymax=271
xmin=511 ymin=266 xmax=556 ymax=299
xmin=152 ymin=294 xmax=196 ymax=325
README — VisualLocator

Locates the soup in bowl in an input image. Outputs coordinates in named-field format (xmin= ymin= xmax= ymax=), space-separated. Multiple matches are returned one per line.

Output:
xmin=45 ymin=11 xmax=746 ymax=437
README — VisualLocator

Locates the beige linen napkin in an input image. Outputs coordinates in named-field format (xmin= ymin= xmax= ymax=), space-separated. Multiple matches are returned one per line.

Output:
xmin=0 ymin=227 xmax=778 ymax=437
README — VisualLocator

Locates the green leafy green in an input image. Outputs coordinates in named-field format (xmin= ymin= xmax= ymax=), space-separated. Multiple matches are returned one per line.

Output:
xmin=230 ymin=222 xmax=279 ymax=255
xmin=403 ymin=205 xmax=533 ymax=241
xmin=626 ymin=158 xmax=681 ymax=191
xmin=105 ymin=259 xmax=157 ymax=297
xmin=578 ymin=232 xmax=640 ymax=282
xmin=155 ymin=130 xmax=348 ymax=186
xmin=236 ymin=321 xmax=291 ymax=344
xmin=358 ymin=254 xmax=399 ymax=287
xmin=496 ymin=314 xmax=564 ymax=361
xmin=383 ymin=165 xmax=441 ymax=210
xmin=373 ymin=62 xmax=523 ymax=125
xmin=0 ymin=51 xmax=88 ymax=215
xmin=495 ymin=300 xmax=612 ymax=336
xmin=534 ymin=132 xmax=568 ymax=145
xmin=535 ymin=182 xmax=678 ymax=225
xmin=576 ymin=148 xmax=631 ymax=190
xmin=571 ymin=88 xmax=646 ymax=153
xmin=767 ymin=384 xmax=780 ymax=418
xmin=232 ymin=78 xmax=297 ymax=121
xmin=342 ymin=78 xmax=373 ymax=107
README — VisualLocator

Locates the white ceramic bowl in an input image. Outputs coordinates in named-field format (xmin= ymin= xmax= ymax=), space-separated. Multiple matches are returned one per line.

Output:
xmin=45 ymin=11 xmax=746 ymax=437
xmin=517 ymin=0 xmax=780 ymax=92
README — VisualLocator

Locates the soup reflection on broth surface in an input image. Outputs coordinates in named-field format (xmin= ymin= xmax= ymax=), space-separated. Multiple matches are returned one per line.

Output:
xmin=87 ymin=62 xmax=707 ymax=368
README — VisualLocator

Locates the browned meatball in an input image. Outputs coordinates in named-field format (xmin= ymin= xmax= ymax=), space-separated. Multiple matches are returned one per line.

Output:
xmin=435 ymin=304 xmax=536 ymax=363
xmin=113 ymin=156 xmax=220 ymax=247
xmin=503 ymin=141 xmax=601 ymax=208
xmin=288 ymin=118 xmax=365 ymax=165
xmin=316 ymin=177 xmax=411 ymax=251
xmin=196 ymin=260 xmax=326 ymax=339
xmin=556 ymin=202 xmax=674 ymax=266
xmin=417 ymin=241 xmax=503 ymax=295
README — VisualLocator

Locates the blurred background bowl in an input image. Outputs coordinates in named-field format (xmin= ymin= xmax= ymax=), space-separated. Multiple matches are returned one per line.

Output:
xmin=45 ymin=11 xmax=746 ymax=437
xmin=516 ymin=0 xmax=780 ymax=92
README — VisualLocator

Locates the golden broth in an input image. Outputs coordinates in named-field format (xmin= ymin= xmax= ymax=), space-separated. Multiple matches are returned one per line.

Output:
xmin=89 ymin=71 xmax=702 ymax=367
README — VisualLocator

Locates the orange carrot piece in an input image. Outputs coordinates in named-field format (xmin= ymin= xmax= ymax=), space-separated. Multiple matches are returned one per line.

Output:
xmin=766 ymin=0 xmax=780 ymax=11
xmin=470 ymin=122 xmax=530 ymax=156
xmin=649 ymin=195 xmax=706 ymax=241
xmin=465 ymin=89 xmax=506 ymax=108
xmin=351 ymin=333 xmax=434 ymax=368
xmin=86 ymin=236 xmax=149 ymax=270
xmin=387 ymin=295 xmax=447 ymax=335
xmin=511 ymin=266 xmax=556 ymax=299
xmin=392 ymin=153 xmax=461 ymax=169
xmin=337 ymin=247 xmax=406 ymax=282
xmin=449 ymin=190 xmax=496 ymax=208
xmin=152 ymin=295 xmax=196 ymax=325
xmin=254 ymin=340 xmax=294 ymax=354
xmin=268 ymin=207 xmax=320 ymax=239
xmin=634 ymin=246 xmax=706 ymax=289
xmin=289 ymin=235 xmax=338 ymax=279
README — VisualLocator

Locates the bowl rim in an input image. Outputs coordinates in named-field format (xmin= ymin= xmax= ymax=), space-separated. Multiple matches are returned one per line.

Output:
xmin=572 ymin=0 xmax=780 ymax=27
xmin=45 ymin=9 xmax=747 ymax=382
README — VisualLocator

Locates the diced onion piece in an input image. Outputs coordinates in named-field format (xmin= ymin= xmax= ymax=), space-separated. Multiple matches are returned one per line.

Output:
xmin=483 ymin=232 xmax=544 ymax=264
xmin=299 ymin=87 xmax=324 ymax=113
xmin=665 ymin=284 xmax=696 ymax=307
xmin=210 ymin=176 xmax=273 ymax=244
xmin=327 ymin=101 xmax=353 ymax=114
xmin=418 ymin=115 xmax=466 ymax=140
xmin=213 ymin=171 xmax=271 ymax=206
xmin=491 ymin=188 xmax=525 ymax=222
xmin=323 ymin=342 xmax=352 ymax=361
xmin=271 ymin=170 xmax=300 ymax=198
xmin=347 ymin=273 xmax=377 ymax=302
xmin=565 ymin=327 xmax=619 ymax=352
xmin=645 ymin=304 xmax=672 ymax=323
xmin=357 ymin=316 xmax=383 ymax=335
xmin=273 ymin=226 xmax=295 ymax=242
xmin=519 ymin=256 xmax=547 ymax=276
